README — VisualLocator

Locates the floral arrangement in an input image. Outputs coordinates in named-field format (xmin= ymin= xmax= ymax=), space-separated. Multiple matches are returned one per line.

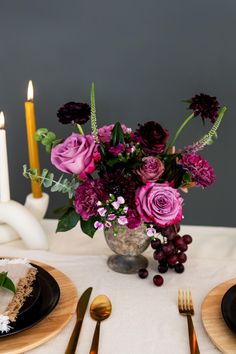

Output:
xmin=23 ymin=86 xmax=226 ymax=240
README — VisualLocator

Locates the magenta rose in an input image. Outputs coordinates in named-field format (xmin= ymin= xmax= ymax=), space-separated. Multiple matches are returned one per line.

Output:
xmin=51 ymin=133 xmax=100 ymax=177
xmin=136 ymin=156 xmax=164 ymax=183
xmin=74 ymin=178 xmax=107 ymax=220
xmin=135 ymin=183 xmax=183 ymax=227
xmin=98 ymin=124 xmax=131 ymax=144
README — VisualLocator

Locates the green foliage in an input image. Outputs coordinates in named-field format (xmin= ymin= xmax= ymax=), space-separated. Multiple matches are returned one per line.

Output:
xmin=23 ymin=165 xmax=78 ymax=199
xmin=35 ymin=128 xmax=62 ymax=153
xmin=111 ymin=122 xmax=125 ymax=146
xmin=56 ymin=208 xmax=80 ymax=232
xmin=80 ymin=216 xmax=97 ymax=238
xmin=0 ymin=272 xmax=16 ymax=293
xmin=90 ymin=83 xmax=99 ymax=142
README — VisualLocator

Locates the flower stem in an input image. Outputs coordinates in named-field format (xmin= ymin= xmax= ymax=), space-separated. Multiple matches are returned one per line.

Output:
xmin=77 ymin=124 xmax=84 ymax=135
xmin=167 ymin=113 xmax=195 ymax=151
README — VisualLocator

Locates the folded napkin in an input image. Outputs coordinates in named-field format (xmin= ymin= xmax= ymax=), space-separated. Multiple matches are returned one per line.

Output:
xmin=0 ymin=258 xmax=37 ymax=333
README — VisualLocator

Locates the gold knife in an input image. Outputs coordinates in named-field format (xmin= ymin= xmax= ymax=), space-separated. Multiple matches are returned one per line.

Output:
xmin=65 ymin=287 xmax=93 ymax=354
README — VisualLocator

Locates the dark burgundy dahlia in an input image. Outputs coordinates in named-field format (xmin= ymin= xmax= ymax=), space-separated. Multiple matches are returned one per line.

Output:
xmin=135 ymin=121 xmax=169 ymax=155
xmin=189 ymin=94 xmax=220 ymax=123
xmin=57 ymin=102 xmax=91 ymax=125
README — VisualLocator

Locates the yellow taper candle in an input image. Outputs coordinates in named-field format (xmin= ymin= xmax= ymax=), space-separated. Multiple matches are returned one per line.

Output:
xmin=25 ymin=80 xmax=42 ymax=198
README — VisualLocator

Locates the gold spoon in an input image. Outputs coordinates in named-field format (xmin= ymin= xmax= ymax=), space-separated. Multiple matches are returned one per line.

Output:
xmin=89 ymin=295 xmax=112 ymax=354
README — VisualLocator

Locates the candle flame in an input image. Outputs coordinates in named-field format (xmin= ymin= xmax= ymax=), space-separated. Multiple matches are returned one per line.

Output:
xmin=27 ymin=80 xmax=34 ymax=101
xmin=0 ymin=112 xmax=5 ymax=129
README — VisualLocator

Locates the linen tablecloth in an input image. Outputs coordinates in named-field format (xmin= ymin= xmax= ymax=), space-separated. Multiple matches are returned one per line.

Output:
xmin=1 ymin=220 xmax=236 ymax=354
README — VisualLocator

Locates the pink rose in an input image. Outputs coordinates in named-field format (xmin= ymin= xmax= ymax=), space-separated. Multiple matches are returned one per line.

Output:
xmin=136 ymin=183 xmax=183 ymax=227
xmin=98 ymin=124 xmax=131 ymax=144
xmin=51 ymin=133 xmax=100 ymax=176
xmin=136 ymin=156 xmax=164 ymax=183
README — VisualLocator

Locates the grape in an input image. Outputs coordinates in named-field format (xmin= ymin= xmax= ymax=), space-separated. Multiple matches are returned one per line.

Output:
xmin=183 ymin=234 xmax=193 ymax=244
xmin=151 ymin=238 xmax=161 ymax=249
xmin=173 ymin=235 xmax=183 ymax=246
xmin=174 ymin=263 xmax=185 ymax=273
xmin=153 ymin=250 xmax=165 ymax=261
xmin=153 ymin=275 xmax=164 ymax=286
xmin=138 ymin=268 xmax=149 ymax=279
xmin=162 ymin=243 xmax=175 ymax=255
xmin=158 ymin=264 xmax=168 ymax=273
xmin=167 ymin=254 xmax=178 ymax=266
xmin=178 ymin=243 xmax=188 ymax=252
xmin=178 ymin=252 xmax=187 ymax=263
xmin=161 ymin=226 xmax=176 ymax=239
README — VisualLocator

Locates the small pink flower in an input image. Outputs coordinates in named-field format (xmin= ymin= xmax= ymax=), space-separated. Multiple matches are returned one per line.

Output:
xmin=105 ymin=221 xmax=112 ymax=228
xmin=118 ymin=216 xmax=128 ymax=225
xmin=146 ymin=225 xmax=156 ymax=237
xmin=94 ymin=221 xmax=104 ymax=230
xmin=97 ymin=207 xmax=107 ymax=217
xmin=96 ymin=201 xmax=102 ymax=206
xmin=117 ymin=196 xmax=125 ymax=204
xmin=112 ymin=201 xmax=120 ymax=210
xmin=108 ymin=214 xmax=116 ymax=221
xmin=123 ymin=206 xmax=128 ymax=213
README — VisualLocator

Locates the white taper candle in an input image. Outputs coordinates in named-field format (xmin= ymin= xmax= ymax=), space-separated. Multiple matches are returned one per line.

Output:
xmin=0 ymin=112 xmax=10 ymax=202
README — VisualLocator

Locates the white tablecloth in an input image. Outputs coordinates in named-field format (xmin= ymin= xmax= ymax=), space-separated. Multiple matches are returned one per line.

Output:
xmin=1 ymin=220 xmax=236 ymax=354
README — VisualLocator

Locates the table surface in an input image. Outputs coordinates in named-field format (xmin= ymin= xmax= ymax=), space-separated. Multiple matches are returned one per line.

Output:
xmin=1 ymin=220 xmax=236 ymax=354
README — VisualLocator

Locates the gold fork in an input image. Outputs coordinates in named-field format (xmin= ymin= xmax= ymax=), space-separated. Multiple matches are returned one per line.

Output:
xmin=178 ymin=289 xmax=200 ymax=354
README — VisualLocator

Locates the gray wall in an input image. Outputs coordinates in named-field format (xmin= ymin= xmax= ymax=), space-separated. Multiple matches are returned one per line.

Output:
xmin=0 ymin=0 xmax=235 ymax=227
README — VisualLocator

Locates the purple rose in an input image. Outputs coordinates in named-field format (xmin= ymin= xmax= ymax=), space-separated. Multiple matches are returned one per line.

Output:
xmin=98 ymin=124 xmax=131 ymax=144
xmin=136 ymin=156 xmax=164 ymax=183
xmin=74 ymin=178 xmax=107 ymax=220
xmin=135 ymin=121 xmax=169 ymax=155
xmin=179 ymin=153 xmax=215 ymax=188
xmin=135 ymin=183 xmax=183 ymax=227
xmin=51 ymin=133 xmax=100 ymax=177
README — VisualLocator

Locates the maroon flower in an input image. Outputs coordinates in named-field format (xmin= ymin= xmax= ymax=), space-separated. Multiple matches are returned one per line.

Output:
xmin=74 ymin=178 xmax=107 ymax=220
xmin=136 ymin=156 xmax=164 ymax=183
xmin=102 ymin=170 xmax=137 ymax=206
xmin=109 ymin=143 xmax=124 ymax=156
xmin=57 ymin=102 xmax=91 ymax=125
xmin=126 ymin=208 xmax=142 ymax=229
xmin=189 ymin=94 xmax=220 ymax=123
xmin=179 ymin=153 xmax=215 ymax=188
xmin=135 ymin=121 xmax=169 ymax=155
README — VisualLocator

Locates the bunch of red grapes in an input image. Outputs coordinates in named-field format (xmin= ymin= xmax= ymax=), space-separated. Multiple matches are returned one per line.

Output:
xmin=138 ymin=224 xmax=192 ymax=286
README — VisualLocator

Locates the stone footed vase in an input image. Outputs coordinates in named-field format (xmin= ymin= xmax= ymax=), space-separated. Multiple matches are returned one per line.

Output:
xmin=104 ymin=223 xmax=150 ymax=274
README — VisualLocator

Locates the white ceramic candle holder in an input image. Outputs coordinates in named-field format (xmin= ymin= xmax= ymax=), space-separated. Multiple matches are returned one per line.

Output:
xmin=0 ymin=193 xmax=49 ymax=249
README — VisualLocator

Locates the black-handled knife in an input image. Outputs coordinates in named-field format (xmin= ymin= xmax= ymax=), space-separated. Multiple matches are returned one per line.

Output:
xmin=65 ymin=287 xmax=93 ymax=354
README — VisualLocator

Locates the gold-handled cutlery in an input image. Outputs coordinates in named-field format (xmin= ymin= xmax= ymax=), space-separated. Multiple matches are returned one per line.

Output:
xmin=65 ymin=287 xmax=93 ymax=354
xmin=178 ymin=289 xmax=200 ymax=354
xmin=89 ymin=295 xmax=112 ymax=354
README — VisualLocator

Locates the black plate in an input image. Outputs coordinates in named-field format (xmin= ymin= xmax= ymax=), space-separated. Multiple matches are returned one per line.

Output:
xmin=0 ymin=263 xmax=60 ymax=338
xmin=221 ymin=284 xmax=236 ymax=333
xmin=19 ymin=277 xmax=41 ymax=315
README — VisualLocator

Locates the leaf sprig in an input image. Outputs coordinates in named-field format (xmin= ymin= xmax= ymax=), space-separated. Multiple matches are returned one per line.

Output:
xmin=0 ymin=272 xmax=16 ymax=293
xmin=23 ymin=165 xmax=79 ymax=199
xmin=35 ymin=128 xmax=62 ymax=153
